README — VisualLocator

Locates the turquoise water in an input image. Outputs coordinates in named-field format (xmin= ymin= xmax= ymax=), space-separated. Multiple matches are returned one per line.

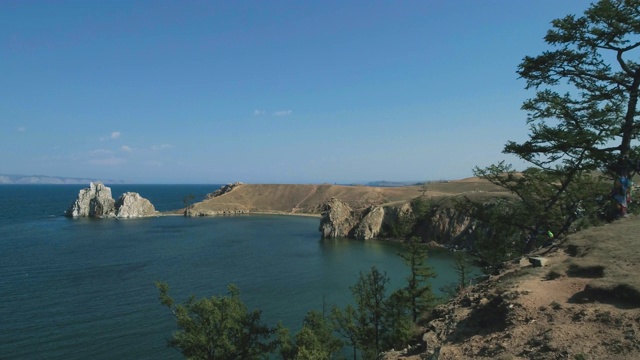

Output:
xmin=0 ymin=185 xmax=466 ymax=359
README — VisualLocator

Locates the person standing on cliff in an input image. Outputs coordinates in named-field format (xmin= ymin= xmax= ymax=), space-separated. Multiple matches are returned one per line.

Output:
xmin=612 ymin=157 xmax=633 ymax=218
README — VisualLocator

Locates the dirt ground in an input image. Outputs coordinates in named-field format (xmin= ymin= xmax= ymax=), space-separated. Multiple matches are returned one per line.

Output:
xmin=384 ymin=215 xmax=640 ymax=360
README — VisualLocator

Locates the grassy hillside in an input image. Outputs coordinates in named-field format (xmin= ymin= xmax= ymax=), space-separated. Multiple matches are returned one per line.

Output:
xmin=185 ymin=179 xmax=507 ymax=216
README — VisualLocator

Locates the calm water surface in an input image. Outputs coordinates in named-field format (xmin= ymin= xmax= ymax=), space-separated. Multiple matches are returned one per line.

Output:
xmin=0 ymin=185 xmax=467 ymax=359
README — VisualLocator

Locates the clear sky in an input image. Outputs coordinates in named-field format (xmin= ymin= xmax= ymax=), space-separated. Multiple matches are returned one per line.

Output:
xmin=1 ymin=1 xmax=591 ymax=184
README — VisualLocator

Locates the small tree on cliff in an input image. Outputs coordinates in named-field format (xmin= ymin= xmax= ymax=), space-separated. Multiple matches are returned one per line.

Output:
xmin=474 ymin=0 xmax=640 ymax=250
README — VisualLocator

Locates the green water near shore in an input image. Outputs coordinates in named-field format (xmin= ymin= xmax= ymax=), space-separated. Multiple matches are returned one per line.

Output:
xmin=0 ymin=185 xmax=473 ymax=359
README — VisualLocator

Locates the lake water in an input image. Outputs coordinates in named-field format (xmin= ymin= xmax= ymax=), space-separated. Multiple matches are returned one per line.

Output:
xmin=0 ymin=184 xmax=466 ymax=359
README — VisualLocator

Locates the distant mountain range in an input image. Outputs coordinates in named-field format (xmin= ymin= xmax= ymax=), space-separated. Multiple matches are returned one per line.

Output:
xmin=0 ymin=174 xmax=125 ymax=185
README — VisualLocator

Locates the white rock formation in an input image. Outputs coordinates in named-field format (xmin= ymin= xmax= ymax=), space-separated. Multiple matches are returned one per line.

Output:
xmin=65 ymin=183 xmax=156 ymax=218
xmin=115 ymin=192 xmax=157 ymax=218
xmin=65 ymin=182 xmax=116 ymax=217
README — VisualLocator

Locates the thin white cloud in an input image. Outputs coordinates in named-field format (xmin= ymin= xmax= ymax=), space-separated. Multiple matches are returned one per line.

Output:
xmin=273 ymin=110 xmax=293 ymax=116
xmin=17 ymin=126 xmax=26 ymax=132
xmin=121 ymin=145 xmax=132 ymax=152
xmin=100 ymin=131 xmax=122 ymax=141
xmin=253 ymin=109 xmax=267 ymax=116
xmin=151 ymin=144 xmax=173 ymax=151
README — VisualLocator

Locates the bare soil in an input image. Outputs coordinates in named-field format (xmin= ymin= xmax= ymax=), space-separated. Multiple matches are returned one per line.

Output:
xmin=385 ymin=215 xmax=640 ymax=360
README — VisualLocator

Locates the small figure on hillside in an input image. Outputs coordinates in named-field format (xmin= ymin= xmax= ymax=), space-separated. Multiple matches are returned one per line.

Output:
xmin=612 ymin=160 xmax=633 ymax=218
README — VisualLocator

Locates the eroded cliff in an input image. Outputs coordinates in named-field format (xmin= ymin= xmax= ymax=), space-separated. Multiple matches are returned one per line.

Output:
xmin=319 ymin=197 xmax=479 ymax=246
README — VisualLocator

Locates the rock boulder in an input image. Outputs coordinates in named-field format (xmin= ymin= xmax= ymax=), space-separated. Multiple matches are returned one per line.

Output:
xmin=115 ymin=192 xmax=157 ymax=218
xmin=65 ymin=182 xmax=116 ymax=217
xmin=319 ymin=198 xmax=360 ymax=238
xmin=65 ymin=183 xmax=156 ymax=218
xmin=354 ymin=206 xmax=385 ymax=240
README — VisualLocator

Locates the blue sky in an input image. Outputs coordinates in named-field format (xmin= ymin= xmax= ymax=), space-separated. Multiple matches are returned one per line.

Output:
xmin=1 ymin=1 xmax=590 ymax=184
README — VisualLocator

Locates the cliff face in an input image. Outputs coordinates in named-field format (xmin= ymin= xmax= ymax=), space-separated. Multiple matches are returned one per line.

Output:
xmin=416 ymin=206 xmax=477 ymax=247
xmin=318 ymin=198 xmax=361 ymax=238
xmin=66 ymin=182 xmax=116 ymax=217
xmin=65 ymin=182 xmax=157 ymax=218
xmin=319 ymin=198 xmax=478 ymax=247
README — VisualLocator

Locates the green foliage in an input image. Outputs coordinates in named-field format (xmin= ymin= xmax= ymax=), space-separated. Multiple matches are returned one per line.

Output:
xmin=183 ymin=193 xmax=195 ymax=208
xmin=467 ymin=197 xmax=526 ymax=272
xmin=156 ymin=282 xmax=275 ymax=360
xmin=472 ymin=162 xmax=610 ymax=257
xmin=385 ymin=210 xmax=415 ymax=239
xmin=278 ymin=310 xmax=342 ymax=360
xmin=397 ymin=237 xmax=438 ymax=322
xmin=516 ymin=0 xmax=640 ymax=167
xmin=332 ymin=266 xmax=418 ymax=359
xmin=383 ymin=289 xmax=414 ymax=350
xmin=330 ymin=305 xmax=359 ymax=360
xmin=381 ymin=196 xmax=432 ymax=239
xmin=419 ymin=182 xmax=429 ymax=197
xmin=473 ymin=0 xmax=640 ymax=254
xmin=439 ymin=252 xmax=473 ymax=298
xmin=453 ymin=251 xmax=472 ymax=289
xmin=410 ymin=196 xmax=431 ymax=221
xmin=350 ymin=266 xmax=389 ymax=359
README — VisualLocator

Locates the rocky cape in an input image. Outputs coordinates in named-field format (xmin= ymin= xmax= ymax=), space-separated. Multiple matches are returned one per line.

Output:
xmin=184 ymin=180 xmax=506 ymax=246
xmin=65 ymin=182 xmax=157 ymax=218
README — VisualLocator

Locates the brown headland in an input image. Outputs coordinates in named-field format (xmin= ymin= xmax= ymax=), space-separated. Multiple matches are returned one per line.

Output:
xmin=184 ymin=178 xmax=507 ymax=216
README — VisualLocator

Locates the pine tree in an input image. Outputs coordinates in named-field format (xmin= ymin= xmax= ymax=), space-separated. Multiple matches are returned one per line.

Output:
xmin=398 ymin=237 xmax=438 ymax=322
xmin=156 ymin=282 xmax=275 ymax=360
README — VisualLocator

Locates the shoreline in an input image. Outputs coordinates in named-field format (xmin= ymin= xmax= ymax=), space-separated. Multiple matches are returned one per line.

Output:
xmin=158 ymin=209 xmax=322 ymax=218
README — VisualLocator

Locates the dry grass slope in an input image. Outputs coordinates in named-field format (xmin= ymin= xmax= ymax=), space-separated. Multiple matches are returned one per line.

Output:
xmin=186 ymin=179 xmax=507 ymax=216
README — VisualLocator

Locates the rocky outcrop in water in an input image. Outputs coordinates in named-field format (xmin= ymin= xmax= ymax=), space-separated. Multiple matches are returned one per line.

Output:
xmin=114 ymin=192 xmax=157 ymax=218
xmin=319 ymin=198 xmax=361 ymax=238
xmin=65 ymin=182 xmax=156 ymax=218
xmin=65 ymin=182 xmax=116 ymax=217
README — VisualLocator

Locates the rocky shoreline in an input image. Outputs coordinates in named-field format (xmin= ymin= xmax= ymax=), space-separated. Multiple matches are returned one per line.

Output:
xmin=62 ymin=182 xmax=495 ymax=249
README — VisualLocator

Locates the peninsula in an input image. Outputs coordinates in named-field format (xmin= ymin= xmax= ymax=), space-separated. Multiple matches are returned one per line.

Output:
xmin=184 ymin=179 xmax=506 ymax=216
